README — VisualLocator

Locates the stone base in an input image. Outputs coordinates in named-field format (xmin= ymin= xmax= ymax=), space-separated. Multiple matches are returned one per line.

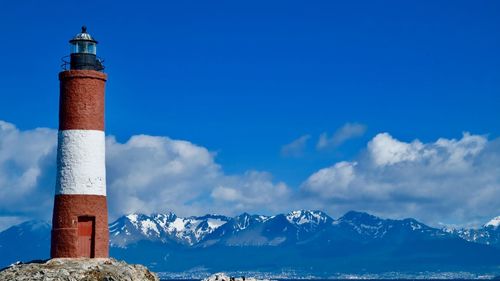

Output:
xmin=0 ymin=258 xmax=158 ymax=281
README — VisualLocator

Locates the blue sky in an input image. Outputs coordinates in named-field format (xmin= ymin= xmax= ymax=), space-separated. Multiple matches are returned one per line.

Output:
xmin=0 ymin=1 xmax=499 ymax=229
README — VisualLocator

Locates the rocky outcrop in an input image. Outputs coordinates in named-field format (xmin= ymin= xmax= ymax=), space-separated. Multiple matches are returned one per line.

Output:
xmin=0 ymin=258 xmax=158 ymax=281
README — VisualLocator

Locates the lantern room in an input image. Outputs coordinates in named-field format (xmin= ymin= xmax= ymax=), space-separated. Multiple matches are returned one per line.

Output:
xmin=68 ymin=26 xmax=104 ymax=71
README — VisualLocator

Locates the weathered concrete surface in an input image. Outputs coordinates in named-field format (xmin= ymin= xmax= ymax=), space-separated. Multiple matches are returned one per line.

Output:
xmin=59 ymin=70 xmax=107 ymax=131
xmin=55 ymin=130 xmax=106 ymax=196
xmin=51 ymin=195 xmax=109 ymax=258
xmin=0 ymin=258 xmax=158 ymax=281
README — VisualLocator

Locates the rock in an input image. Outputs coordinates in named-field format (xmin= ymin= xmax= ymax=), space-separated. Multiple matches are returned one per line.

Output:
xmin=0 ymin=258 xmax=159 ymax=281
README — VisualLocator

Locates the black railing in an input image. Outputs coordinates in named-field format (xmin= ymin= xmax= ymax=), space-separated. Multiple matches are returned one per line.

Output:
xmin=60 ymin=55 xmax=70 ymax=70
xmin=61 ymin=55 xmax=105 ymax=71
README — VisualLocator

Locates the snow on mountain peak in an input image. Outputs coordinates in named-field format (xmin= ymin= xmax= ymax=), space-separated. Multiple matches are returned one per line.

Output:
xmin=336 ymin=212 xmax=441 ymax=238
xmin=206 ymin=218 xmax=227 ymax=229
xmin=110 ymin=210 xmax=462 ymax=248
xmin=232 ymin=213 xmax=269 ymax=231
xmin=125 ymin=213 xmax=160 ymax=237
xmin=126 ymin=214 xmax=138 ymax=223
xmin=443 ymin=217 xmax=499 ymax=245
xmin=485 ymin=216 xmax=500 ymax=228
xmin=111 ymin=212 xmax=232 ymax=247
xmin=286 ymin=210 xmax=330 ymax=225
xmin=409 ymin=221 xmax=423 ymax=230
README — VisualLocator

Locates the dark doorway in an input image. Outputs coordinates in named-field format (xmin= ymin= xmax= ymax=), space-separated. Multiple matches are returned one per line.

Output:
xmin=77 ymin=216 xmax=95 ymax=258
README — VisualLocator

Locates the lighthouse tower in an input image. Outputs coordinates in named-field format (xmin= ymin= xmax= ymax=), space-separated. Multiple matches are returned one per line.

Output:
xmin=51 ymin=27 xmax=109 ymax=258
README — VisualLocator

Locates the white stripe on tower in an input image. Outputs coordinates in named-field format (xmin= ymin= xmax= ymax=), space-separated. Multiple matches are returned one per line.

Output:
xmin=56 ymin=130 xmax=106 ymax=196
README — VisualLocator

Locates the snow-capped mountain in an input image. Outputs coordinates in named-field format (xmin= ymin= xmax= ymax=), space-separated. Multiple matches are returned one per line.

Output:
xmin=1 ymin=211 xmax=500 ymax=275
xmin=110 ymin=212 xmax=230 ymax=247
xmin=335 ymin=211 xmax=446 ymax=240
xmin=200 ymin=212 xmax=272 ymax=246
xmin=486 ymin=216 xmax=500 ymax=228
xmin=107 ymin=211 xmax=500 ymax=273
xmin=443 ymin=216 xmax=500 ymax=248
xmin=0 ymin=220 xmax=51 ymax=266
xmin=109 ymin=210 xmax=500 ymax=250
xmin=286 ymin=210 xmax=333 ymax=232
xmin=110 ymin=210 xmax=340 ymax=248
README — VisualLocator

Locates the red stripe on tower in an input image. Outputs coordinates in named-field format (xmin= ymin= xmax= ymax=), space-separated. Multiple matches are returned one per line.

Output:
xmin=51 ymin=26 xmax=109 ymax=258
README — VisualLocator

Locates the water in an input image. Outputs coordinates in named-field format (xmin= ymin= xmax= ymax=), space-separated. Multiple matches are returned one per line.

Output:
xmin=161 ymin=279 xmax=484 ymax=281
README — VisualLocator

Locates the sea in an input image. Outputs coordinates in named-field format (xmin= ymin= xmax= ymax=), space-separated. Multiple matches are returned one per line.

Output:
xmin=157 ymin=270 xmax=499 ymax=280
xmin=161 ymin=279 xmax=490 ymax=281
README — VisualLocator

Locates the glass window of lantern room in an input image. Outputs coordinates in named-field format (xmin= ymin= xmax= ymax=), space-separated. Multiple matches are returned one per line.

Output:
xmin=71 ymin=41 xmax=96 ymax=54
xmin=70 ymin=42 xmax=78 ymax=54
xmin=87 ymin=43 xmax=96 ymax=54
xmin=79 ymin=42 xmax=89 ymax=53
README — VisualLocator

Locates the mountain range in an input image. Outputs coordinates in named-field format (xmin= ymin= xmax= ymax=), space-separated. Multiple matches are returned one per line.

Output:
xmin=1 ymin=210 xmax=499 ymax=276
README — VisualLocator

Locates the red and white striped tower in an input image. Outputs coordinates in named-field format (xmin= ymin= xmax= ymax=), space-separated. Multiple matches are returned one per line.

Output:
xmin=51 ymin=26 xmax=109 ymax=258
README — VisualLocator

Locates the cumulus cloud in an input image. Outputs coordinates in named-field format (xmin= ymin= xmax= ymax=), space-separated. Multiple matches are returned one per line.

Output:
xmin=367 ymin=133 xmax=425 ymax=166
xmin=105 ymin=135 xmax=291 ymax=218
xmin=210 ymin=171 xmax=290 ymax=214
xmin=105 ymin=135 xmax=221 ymax=217
xmin=0 ymin=121 xmax=57 ymax=230
xmin=302 ymin=162 xmax=356 ymax=200
xmin=317 ymin=122 xmax=366 ymax=150
xmin=302 ymin=132 xmax=500 ymax=226
xmin=281 ymin=135 xmax=310 ymax=157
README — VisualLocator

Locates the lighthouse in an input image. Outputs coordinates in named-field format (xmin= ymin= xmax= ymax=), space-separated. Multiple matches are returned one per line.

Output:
xmin=51 ymin=27 xmax=109 ymax=258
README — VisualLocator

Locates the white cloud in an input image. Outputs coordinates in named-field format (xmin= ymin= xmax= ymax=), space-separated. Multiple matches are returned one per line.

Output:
xmin=106 ymin=135 xmax=292 ymax=218
xmin=302 ymin=161 xmax=356 ymax=199
xmin=212 ymin=186 xmax=240 ymax=202
xmin=106 ymin=135 xmax=289 ymax=216
xmin=367 ymin=133 xmax=425 ymax=166
xmin=317 ymin=122 xmax=366 ymax=150
xmin=368 ymin=132 xmax=487 ymax=168
xmin=210 ymin=171 xmax=290 ymax=213
xmin=0 ymin=121 xmax=57 ymax=224
xmin=105 ymin=134 xmax=221 ymax=218
xmin=281 ymin=135 xmax=310 ymax=157
xmin=302 ymin=132 xmax=500 ymax=226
